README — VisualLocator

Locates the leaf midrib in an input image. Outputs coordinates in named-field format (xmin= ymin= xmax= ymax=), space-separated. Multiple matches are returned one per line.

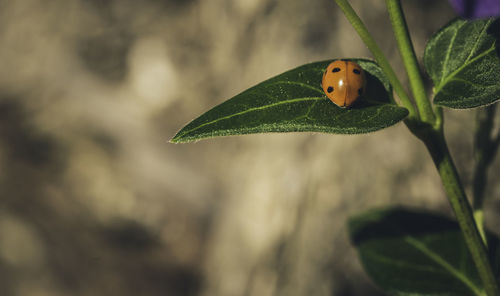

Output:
xmin=435 ymin=42 xmax=496 ymax=94
xmin=463 ymin=20 xmax=492 ymax=63
xmin=404 ymin=236 xmax=483 ymax=296
xmin=434 ymin=20 xmax=495 ymax=95
xmin=439 ymin=21 xmax=465 ymax=86
xmin=174 ymin=96 xmax=324 ymax=140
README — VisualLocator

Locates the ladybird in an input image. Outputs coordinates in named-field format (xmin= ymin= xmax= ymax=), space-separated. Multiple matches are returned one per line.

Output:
xmin=321 ymin=60 xmax=366 ymax=108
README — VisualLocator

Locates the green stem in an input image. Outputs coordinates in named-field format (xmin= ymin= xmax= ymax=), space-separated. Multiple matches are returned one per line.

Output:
xmin=333 ymin=0 xmax=417 ymax=119
xmin=367 ymin=0 xmax=497 ymax=292
xmin=332 ymin=2 xmax=499 ymax=293
xmin=422 ymin=127 xmax=499 ymax=296
xmin=385 ymin=0 xmax=436 ymax=125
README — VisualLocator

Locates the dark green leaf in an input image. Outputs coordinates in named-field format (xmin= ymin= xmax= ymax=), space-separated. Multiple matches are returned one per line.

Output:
xmin=171 ymin=59 xmax=408 ymax=143
xmin=349 ymin=207 xmax=483 ymax=296
xmin=424 ymin=18 xmax=500 ymax=109
xmin=490 ymin=233 xmax=500 ymax=278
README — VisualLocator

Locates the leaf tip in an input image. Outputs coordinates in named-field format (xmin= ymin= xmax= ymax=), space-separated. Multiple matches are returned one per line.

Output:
xmin=169 ymin=133 xmax=185 ymax=144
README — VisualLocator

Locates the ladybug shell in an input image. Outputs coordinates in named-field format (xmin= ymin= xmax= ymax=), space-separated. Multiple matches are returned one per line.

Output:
xmin=321 ymin=60 xmax=366 ymax=108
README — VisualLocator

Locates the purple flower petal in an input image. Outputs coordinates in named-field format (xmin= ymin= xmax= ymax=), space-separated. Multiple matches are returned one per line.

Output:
xmin=449 ymin=0 xmax=500 ymax=19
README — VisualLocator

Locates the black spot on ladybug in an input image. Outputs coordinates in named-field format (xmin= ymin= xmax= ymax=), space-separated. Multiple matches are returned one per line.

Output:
xmin=358 ymin=88 xmax=363 ymax=95
xmin=332 ymin=68 xmax=341 ymax=73
xmin=353 ymin=69 xmax=361 ymax=74
xmin=327 ymin=86 xmax=334 ymax=93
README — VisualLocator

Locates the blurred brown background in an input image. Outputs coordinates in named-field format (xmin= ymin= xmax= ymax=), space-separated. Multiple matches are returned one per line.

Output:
xmin=0 ymin=0 xmax=498 ymax=295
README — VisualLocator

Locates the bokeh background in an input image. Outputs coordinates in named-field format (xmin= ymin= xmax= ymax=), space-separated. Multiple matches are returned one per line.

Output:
xmin=0 ymin=0 xmax=499 ymax=295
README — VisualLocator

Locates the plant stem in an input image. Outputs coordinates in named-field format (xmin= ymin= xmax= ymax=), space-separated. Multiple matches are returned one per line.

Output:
xmin=422 ymin=127 xmax=499 ymax=296
xmin=333 ymin=0 xmax=417 ymax=119
xmin=333 ymin=1 xmax=499 ymax=293
xmin=385 ymin=0 xmax=436 ymax=125
xmin=384 ymin=1 xmax=497 ymax=292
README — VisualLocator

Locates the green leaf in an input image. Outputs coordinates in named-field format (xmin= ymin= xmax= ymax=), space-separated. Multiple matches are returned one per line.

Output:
xmin=349 ymin=207 xmax=484 ymax=296
xmin=491 ymin=234 xmax=500 ymax=278
xmin=171 ymin=59 xmax=408 ymax=143
xmin=424 ymin=18 xmax=500 ymax=109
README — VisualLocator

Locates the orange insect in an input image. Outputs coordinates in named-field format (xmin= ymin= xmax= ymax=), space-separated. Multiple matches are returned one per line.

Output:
xmin=321 ymin=60 xmax=366 ymax=108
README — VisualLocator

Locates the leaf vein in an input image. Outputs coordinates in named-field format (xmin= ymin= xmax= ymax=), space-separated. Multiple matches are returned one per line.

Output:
xmin=176 ymin=97 xmax=324 ymax=139
xmin=440 ymin=23 xmax=463 ymax=85
xmin=266 ymin=80 xmax=324 ymax=95
xmin=404 ymin=236 xmax=483 ymax=296
xmin=464 ymin=19 xmax=493 ymax=64
xmin=364 ymin=249 xmax=447 ymax=274
xmin=449 ymin=77 xmax=499 ymax=89
xmin=435 ymin=43 xmax=496 ymax=94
